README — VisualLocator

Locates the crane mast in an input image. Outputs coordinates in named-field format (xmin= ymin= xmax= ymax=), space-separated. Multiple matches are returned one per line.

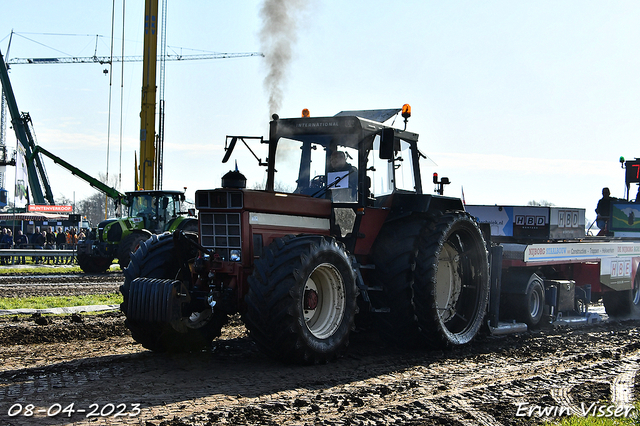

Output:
xmin=139 ymin=0 xmax=159 ymax=191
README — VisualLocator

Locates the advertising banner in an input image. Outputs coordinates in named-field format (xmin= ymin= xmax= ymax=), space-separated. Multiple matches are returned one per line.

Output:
xmin=14 ymin=144 xmax=28 ymax=208
xmin=27 ymin=205 xmax=73 ymax=212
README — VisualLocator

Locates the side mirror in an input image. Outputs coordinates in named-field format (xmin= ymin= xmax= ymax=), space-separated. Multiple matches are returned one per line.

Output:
xmin=222 ymin=137 xmax=238 ymax=163
xmin=379 ymin=128 xmax=396 ymax=160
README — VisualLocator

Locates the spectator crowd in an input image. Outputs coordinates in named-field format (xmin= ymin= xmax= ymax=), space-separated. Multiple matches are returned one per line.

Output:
xmin=0 ymin=226 xmax=86 ymax=265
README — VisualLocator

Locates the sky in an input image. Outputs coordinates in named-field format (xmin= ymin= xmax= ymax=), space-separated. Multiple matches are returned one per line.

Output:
xmin=1 ymin=1 xmax=639 ymax=225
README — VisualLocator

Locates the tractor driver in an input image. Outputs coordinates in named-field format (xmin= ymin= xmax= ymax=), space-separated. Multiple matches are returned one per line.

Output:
xmin=327 ymin=150 xmax=358 ymax=202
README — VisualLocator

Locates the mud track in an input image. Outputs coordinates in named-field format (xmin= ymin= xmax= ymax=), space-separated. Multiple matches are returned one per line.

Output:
xmin=0 ymin=274 xmax=639 ymax=426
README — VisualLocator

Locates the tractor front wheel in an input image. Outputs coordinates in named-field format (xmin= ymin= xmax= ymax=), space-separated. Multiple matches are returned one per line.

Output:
xmin=118 ymin=232 xmax=150 ymax=270
xmin=77 ymin=252 xmax=113 ymax=273
xmin=244 ymin=235 xmax=357 ymax=364
xmin=120 ymin=233 xmax=225 ymax=352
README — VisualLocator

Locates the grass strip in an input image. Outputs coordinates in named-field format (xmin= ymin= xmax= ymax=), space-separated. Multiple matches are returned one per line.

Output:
xmin=0 ymin=294 xmax=123 ymax=310
xmin=0 ymin=266 xmax=85 ymax=275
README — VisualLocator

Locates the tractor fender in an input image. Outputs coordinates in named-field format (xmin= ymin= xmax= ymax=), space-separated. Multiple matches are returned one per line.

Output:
xmin=132 ymin=229 xmax=153 ymax=239
xmin=380 ymin=193 xmax=465 ymax=222
xmin=376 ymin=191 xmax=464 ymax=226
xmin=167 ymin=216 xmax=198 ymax=233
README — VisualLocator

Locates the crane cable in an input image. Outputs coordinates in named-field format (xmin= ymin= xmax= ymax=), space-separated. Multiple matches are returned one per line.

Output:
xmin=105 ymin=0 xmax=116 ymax=219
xmin=118 ymin=0 xmax=126 ymax=216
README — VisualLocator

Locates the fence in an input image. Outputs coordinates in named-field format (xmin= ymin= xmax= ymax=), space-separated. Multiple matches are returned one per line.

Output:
xmin=0 ymin=246 xmax=76 ymax=265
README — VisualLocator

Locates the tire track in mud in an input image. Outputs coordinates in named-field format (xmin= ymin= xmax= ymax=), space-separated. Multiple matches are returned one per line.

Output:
xmin=4 ymin=339 xmax=636 ymax=425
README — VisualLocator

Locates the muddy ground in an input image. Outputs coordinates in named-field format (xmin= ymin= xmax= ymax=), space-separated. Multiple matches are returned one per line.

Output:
xmin=0 ymin=274 xmax=639 ymax=426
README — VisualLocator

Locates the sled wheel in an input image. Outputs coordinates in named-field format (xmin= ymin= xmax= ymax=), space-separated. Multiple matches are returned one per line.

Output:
xmin=514 ymin=274 xmax=545 ymax=328
xmin=603 ymin=268 xmax=640 ymax=319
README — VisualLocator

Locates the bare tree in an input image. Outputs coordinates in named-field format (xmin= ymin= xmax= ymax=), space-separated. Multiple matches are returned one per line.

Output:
xmin=75 ymin=173 xmax=120 ymax=227
xmin=527 ymin=200 xmax=555 ymax=207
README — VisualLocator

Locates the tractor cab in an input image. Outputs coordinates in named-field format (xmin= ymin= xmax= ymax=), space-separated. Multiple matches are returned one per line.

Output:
xmin=127 ymin=190 xmax=187 ymax=233
xmin=262 ymin=112 xmax=430 ymax=253
xmin=266 ymin=113 xmax=424 ymax=207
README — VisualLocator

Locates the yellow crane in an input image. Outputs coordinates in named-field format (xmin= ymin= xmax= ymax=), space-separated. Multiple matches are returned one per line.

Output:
xmin=139 ymin=0 xmax=158 ymax=191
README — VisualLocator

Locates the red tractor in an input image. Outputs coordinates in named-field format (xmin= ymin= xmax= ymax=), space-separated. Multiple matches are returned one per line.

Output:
xmin=120 ymin=108 xmax=490 ymax=363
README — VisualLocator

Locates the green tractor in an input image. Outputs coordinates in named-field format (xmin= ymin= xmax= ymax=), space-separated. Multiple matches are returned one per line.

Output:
xmin=77 ymin=190 xmax=197 ymax=273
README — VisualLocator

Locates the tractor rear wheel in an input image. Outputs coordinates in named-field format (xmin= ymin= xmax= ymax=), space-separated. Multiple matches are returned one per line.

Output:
xmin=370 ymin=218 xmax=425 ymax=346
xmin=118 ymin=232 xmax=150 ymax=270
xmin=120 ymin=233 xmax=225 ymax=352
xmin=413 ymin=212 xmax=490 ymax=348
xmin=371 ymin=213 xmax=489 ymax=349
xmin=603 ymin=268 xmax=640 ymax=319
xmin=411 ymin=212 xmax=490 ymax=348
xmin=244 ymin=235 xmax=357 ymax=364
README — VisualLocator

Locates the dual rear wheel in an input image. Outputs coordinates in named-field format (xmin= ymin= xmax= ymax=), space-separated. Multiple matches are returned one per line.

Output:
xmin=371 ymin=212 xmax=490 ymax=348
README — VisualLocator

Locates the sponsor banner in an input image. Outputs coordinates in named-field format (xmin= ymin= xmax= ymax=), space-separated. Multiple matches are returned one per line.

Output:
xmin=466 ymin=205 xmax=550 ymax=239
xmin=14 ymin=144 xmax=28 ymax=208
xmin=28 ymin=205 xmax=73 ymax=212
xmin=524 ymin=242 xmax=640 ymax=262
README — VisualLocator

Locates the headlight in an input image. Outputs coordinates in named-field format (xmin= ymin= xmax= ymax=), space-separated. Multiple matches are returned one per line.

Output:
xmin=230 ymin=250 xmax=241 ymax=262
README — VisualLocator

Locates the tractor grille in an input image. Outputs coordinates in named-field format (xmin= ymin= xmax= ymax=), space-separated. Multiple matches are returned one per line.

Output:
xmin=200 ymin=212 xmax=241 ymax=261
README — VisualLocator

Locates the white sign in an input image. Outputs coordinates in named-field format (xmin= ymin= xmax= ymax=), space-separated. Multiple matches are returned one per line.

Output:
xmin=327 ymin=171 xmax=349 ymax=189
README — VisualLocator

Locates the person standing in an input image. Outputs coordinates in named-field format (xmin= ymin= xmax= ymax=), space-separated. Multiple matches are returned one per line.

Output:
xmin=0 ymin=229 xmax=13 ymax=265
xmin=45 ymin=227 xmax=56 ymax=264
xmin=14 ymin=230 xmax=28 ymax=264
xmin=32 ymin=229 xmax=45 ymax=264
xmin=595 ymin=187 xmax=614 ymax=236
xmin=56 ymin=227 xmax=67 ymax=264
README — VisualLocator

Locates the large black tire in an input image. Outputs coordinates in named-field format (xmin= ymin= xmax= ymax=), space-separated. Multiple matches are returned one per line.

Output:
xmin=120 ymin=233 xmax=225 ymax=352
xmin=77 ymin=252 xmax=113 ymax=273
xmin=244 ymin=235 xmax=358 ymax=364
xmin=413 ymin=212 xmax=490 ymax=348
xmin=117 ymin=232 xmax=151 ymax=270
xmin=372 ymin=212 xmax=489 ymax=349
xmin=603 ymin=268 xmax=640 ymax=319
xmin=370 ymin=218 xmax=424 ymax=346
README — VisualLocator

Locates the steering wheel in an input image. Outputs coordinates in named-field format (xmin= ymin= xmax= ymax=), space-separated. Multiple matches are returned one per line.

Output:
xmin=310 ymin=175 xmax=326 ymax=189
